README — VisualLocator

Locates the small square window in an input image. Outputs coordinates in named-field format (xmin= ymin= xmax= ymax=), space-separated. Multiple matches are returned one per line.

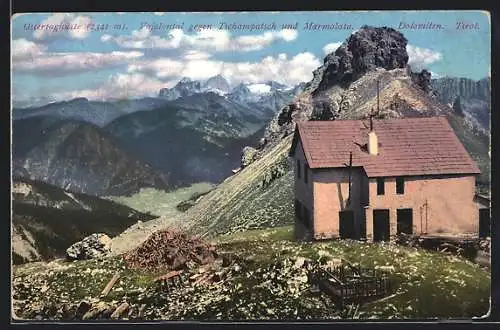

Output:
xmin=377 ymin=177 xmax=385 ymax=195
xmin=396 ymin=177 xmax=405 ymax=194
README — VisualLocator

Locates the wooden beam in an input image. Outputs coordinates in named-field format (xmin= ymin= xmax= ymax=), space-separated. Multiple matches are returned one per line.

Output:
xmin=100 ymin=272 xmax=120 ymax=298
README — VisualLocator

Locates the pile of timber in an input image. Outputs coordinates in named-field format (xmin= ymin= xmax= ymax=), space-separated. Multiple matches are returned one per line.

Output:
xmin=123 ymin=229 xmax=217 ymax=271
xmin=154 ymin=270 xmax=185 ymax=290
xmin=394 ymin=233 xmax=488 ymax=259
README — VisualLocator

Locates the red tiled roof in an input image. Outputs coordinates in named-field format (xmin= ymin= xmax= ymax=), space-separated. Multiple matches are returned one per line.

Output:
xmin=290 ymin=116 xmax=481 ymax=177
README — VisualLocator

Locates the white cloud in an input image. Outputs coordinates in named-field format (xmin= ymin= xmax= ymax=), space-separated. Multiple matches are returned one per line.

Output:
xmin=279 ymin=29 xmax=298 ymax=42
xmin=407 ymin=45 xmax=442 ymax=71
xmin=322 ymin=42 xmax=342 ymax=55
xmin=154 ymin=12 xmax=165 ymax=16
xmin=102 ymin=28 xmax=298 ymax=52
xmin=69 ymin=16 xmax=93 ymax=39
xmin=100 ymin=34 xmax=112 ymax=42
xmin=51 ymin=73 xmax=169 ymax=100
xmin=32 ymin=13 xmax=93 ymax=40
xmin=11 ymin=38 xmax=47 ymax=59
xmin=182 ymin=50 xmax=213 ymax=61
xmin=13 ymin=49 xmax=144 ymax=74
xmin=128 ymin=52 xmax=320 ymax=86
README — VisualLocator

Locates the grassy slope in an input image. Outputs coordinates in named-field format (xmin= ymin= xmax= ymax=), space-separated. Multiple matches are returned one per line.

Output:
xmin=107 ymin=182 xmax=215 ymax=217
xmin=216 ymin=227 xmax=490 ymax=319
xmin=13 ymin=225 xmax=490 ymax=320
xmin=176 ymin=135 xmax=295 ymax=237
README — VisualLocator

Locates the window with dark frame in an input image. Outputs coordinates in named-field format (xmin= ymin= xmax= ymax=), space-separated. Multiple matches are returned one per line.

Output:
xmin=396 ymin=177 xmax=405 ymax=194
xmin=377 ymin=177 xmax=385 ymax=195
xmin=296 ymin=160 xmax=301 ymax=179
xmin=304 ymin=163 xmax=309 ymax=184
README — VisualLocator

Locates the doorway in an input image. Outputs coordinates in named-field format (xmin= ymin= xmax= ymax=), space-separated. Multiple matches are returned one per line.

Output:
xmin=479 ymin=209 xmax=490 ymax=238
xmin=373 ymin=209 xmax=390 ymax=242
xmin=397 ymin=208 xmax=413 ymax=234
xmin=339 ymin=211 xmax=355 ymax=239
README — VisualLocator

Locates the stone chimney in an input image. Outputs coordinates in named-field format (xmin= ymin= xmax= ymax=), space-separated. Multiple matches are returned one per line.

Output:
xmin=368 ymin=131 xmax=378 ymax=155
xmin=368 ymin=80 xmax=380 ymax=156
xmin=368 ymin=116 xmax=378 ymax=156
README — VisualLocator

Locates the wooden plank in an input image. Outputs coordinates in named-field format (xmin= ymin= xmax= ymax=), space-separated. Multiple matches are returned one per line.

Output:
xmin=100 ymin=272 xmax=120 ymax=297
xmin=111 ymin=302 xmax=130 ymax=319
xmin=154 ymin=270 xmax=183 ymax=282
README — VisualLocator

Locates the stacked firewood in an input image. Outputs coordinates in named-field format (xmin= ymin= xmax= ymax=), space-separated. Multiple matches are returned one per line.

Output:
xmin=123 ymin=229 xmax=217 ymax=271
xmin=395 ymin=233 xmax=479 ymax=259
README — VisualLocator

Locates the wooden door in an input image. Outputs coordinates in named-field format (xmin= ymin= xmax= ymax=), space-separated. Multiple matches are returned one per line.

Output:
xmin=373 ymin=209 xmax=390 ymax=242
xmin=339 ymin=211 xmax=355 ymax=239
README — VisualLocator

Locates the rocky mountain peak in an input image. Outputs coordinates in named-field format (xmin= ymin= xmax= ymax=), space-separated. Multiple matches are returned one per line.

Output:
xmin=70 ymin=97 xmax=90 ymax=103
xmin=179 ymin=77 xmax=192 ymax=83
xmin=176 ymin=78 xmax=201 ymax=89
xmin=309 ymin=25 xmax=409 ymax=94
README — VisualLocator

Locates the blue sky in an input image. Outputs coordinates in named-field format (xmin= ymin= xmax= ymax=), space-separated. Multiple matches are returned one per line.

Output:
xmin=11 ymin=11 xmax=490 ymax=106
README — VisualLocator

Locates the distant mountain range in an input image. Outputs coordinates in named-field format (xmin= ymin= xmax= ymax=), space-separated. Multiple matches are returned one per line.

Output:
xmin=158 ymin=76 xmax=305 ymax=116
xmin=14 ymin=76 xmax=304 ymax=126
xmin=103 ymin=94 xmax=269 ymax=185
xmin=12 ymin=76 xmax=305 ymax=194
xmin=12 ymin=116 xmax=171 ymax=196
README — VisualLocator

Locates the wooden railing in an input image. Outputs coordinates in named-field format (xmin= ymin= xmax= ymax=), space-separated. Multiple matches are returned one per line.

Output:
xmin=309 ymin=263 xmax=391 ymax=308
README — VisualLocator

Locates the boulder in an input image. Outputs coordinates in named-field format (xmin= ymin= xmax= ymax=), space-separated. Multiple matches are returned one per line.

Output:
xmin=66 ymin=233 xmax=112 ymax=261
xmin=241 ymin=146 xmax=258 ymax=168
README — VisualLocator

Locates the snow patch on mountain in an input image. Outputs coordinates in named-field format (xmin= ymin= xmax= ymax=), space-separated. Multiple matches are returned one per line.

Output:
xmin=247 ymin=84 xmax=272 ymax=94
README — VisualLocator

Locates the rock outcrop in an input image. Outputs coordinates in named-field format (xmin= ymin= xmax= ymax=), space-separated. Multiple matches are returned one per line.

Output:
xmin=411 ymin=69 xmax=434 ymax=95
xmin=309 ymin=25 xmax=409 ymax=94
xmin=66 ymin=234 xmax=112 ymax=261
xmin=241 ymin=146 xmax=258 ymax=168
xmin=452 ymin=96 xmax=464 ymax=116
